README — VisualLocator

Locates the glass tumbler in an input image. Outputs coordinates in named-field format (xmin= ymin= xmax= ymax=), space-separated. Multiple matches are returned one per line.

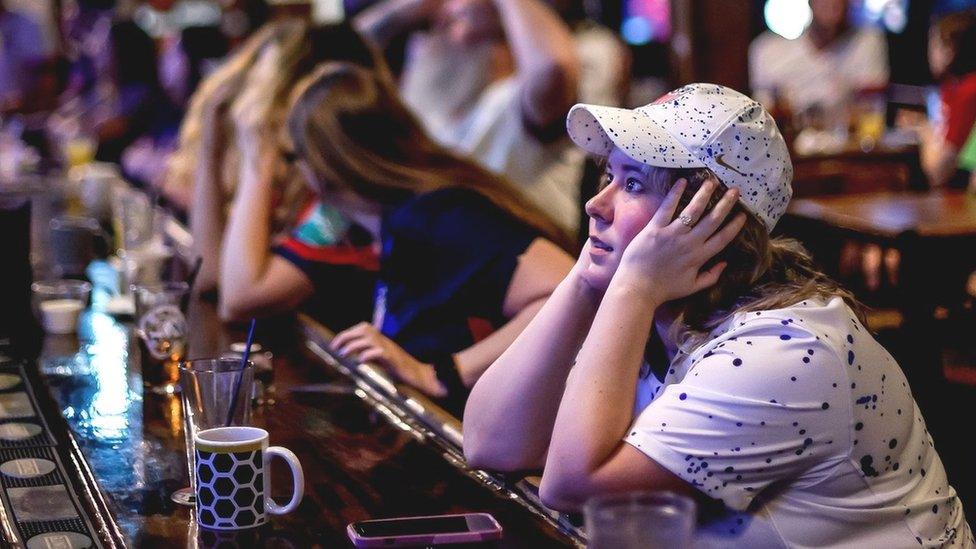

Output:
xmin=174 ymin=358 xmax=254 ymax=506
xmin=584 ymin=491 xmax=696 ymax=549
xmin=133 ymin=282 xmax=189 ymax=394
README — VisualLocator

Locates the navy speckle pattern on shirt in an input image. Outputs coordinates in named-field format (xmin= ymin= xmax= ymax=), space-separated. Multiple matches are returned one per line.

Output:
xmin=625 ymin=297 xmax=971 ymax=547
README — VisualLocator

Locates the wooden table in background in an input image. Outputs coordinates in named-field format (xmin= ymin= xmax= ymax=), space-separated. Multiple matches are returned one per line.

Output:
xmin=787 ymin=190 xmax=976 ymax=239
xmin=791 ymin=144 xmax=923 ymax=197
xmin=783 ymin=190 xmax=976 ymax=333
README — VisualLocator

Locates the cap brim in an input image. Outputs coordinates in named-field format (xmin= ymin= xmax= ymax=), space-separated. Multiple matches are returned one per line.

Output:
xmin=566 ymin=104 xmax=701 ymax=168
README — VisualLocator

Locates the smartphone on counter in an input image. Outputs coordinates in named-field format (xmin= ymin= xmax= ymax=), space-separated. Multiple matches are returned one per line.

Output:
xmin=347 ymin=512 xmax=503 ymax=547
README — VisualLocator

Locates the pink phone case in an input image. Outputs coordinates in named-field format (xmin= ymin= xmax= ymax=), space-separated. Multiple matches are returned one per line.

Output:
xmin=346 ymin=512 xmax=503 ymax=547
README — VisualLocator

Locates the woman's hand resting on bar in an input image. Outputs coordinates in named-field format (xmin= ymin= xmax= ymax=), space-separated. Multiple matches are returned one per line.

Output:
xmin=331 ymin=322 xmax=448 ymax=398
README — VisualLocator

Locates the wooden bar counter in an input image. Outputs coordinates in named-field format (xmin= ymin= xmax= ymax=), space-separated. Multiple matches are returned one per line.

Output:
xmin=8 ymin=290 xmax=580 ymax=548
xmin=0 ymin=189 xmax=580 ymax=547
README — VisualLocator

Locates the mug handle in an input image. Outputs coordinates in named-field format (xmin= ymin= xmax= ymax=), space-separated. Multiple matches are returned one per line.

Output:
xmin=265 ymin=446 xmax=304 ymax=515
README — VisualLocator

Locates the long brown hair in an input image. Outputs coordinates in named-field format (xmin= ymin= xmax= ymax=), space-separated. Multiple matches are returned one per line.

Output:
xmin=166 ymin=21 xmax=288 ymax=206
xmin=286 ymin=62 xmax=574 ymax=251
xmin=166 ymin=21 xmax=392 ymax=231
xmin=631 ymin=167 xmax=866 ymax=350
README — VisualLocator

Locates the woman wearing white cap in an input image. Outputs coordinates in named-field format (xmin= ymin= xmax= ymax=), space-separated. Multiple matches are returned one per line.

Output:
xmin=464 ymin=84 xmax=973 ymax=547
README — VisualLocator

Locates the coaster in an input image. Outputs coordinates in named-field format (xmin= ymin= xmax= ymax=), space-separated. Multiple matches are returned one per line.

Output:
xmin=0 ymin=374 xmax=21 ymax=391
xmin=8 ymin=485 xmax=79 ymax=521
xmin=0 ymin=422 xmax=42 ymax=441
xmin=0 ymin=392 xmax=34 ymax=419
xmin=0 ymin=458 xmax=56 ymax=479
xmin=26 ymin=531 xmax=93 ymax=549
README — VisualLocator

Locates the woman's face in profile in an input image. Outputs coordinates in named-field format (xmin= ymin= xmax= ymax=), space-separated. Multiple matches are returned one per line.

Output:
xmin=582 ymin=148 xmax=667 ymax=291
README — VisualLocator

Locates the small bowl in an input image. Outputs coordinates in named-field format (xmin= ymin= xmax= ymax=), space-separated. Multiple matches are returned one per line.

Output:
xmin=31 ymin=280 xmax=92 ymax=334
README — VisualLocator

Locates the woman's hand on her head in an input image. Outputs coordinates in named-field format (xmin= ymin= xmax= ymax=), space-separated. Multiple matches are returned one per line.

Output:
xmin=331 ymin=322 xmax=449 ymax=398
xmin=613 ymin=177 xmax=746 ymax=303
xmin=567 ymin=239 xmax=603 ymax=294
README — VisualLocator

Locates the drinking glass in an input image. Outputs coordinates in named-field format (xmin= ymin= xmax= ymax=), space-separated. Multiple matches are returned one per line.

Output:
xmin=111 ymin=187 xmax=154 ymax=253
xmin=31 ymin=280 xmax=92 ymax=334
xmin=49 ymin=215 xmax=103 ymax=278
xmin=121 ymin=244 xmax=174 ymax=290
xmin=175 ymin=358 xmax=254 ymax=506
xmin=584 ymin=491 xmax=696 ymax=549
xmin=855 ymin=95 xmax=887 ymax=151
xmin=65 ymin=134 xmax=96 ymax=169
xmin=133 ymin=282 xmax=189 ymax=394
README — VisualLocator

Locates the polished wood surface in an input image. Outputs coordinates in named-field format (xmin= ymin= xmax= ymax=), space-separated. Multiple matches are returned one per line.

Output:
xmin=36 ymin=294 xmax=578 ymax=548
xmin=791 ymin=146 xmax=921 ymax=197
xmin=9 ymin=179 xmax=579 ymax=548
xmin=787 ymin=190 xmax=976 ymax=239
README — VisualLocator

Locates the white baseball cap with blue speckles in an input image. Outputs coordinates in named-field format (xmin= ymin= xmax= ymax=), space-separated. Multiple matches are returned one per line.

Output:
xmin=566 ymin=83 xmax=794 ymax=230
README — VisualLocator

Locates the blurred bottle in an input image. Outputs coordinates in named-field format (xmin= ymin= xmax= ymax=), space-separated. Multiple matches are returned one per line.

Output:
xmin=0 ymin=200 xmax=43 ymax=359
xmin=768 ymin=88 xmax=795 ymax=145
xmin=855 ymin=99 xmax=886 ymax=152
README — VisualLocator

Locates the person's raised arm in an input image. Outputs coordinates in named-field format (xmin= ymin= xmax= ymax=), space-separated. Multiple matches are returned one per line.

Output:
xmin=354 ymin=0 xmax=440 ymax=50
xmin=462 ymin=241 xmax=600 ymax=472
xmin=494 ymin=0 xmax=580 ymax=130
xmin=920 ymin=124 xmax=960 ymax=187
xmin=217 ymin=88 xmax=314 ymax=321
xmin=189 ymin=97 xmax=230 ymax=293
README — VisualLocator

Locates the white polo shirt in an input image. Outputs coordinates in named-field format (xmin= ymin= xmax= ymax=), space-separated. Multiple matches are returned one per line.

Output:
xmin=749 ymin=27 xmax=888 ymax=113
xmin=626 ymin=297 xmax=973 ymax=548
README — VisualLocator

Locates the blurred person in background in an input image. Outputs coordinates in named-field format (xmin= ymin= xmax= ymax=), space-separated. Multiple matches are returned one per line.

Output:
xmin=355 ymin=0 xmax=586 ymax=234
xmin=547 ymin=0 xmax=630 ymax=109
xmin=920 ymin=9 xmax=976 ymax=188
xmin=224 ymin=61 xmax=575 ymax=409
xmin=750 ymin=0 xmax=888 ymax=124
xmin=122 ymin=25 xmax=229 ymax=191
xmin=963 ymin=123 xmax=976 ymax=193
xmin=188 ymin=21 xmax=389 ymax=331
xmin=0 ymin=0 xmax=56 ymax=114
xmin=96 ymin=20 xmax=177 ymax=163
xmin=52 ymin=0 xmax=180 ymax=165
xmin=163 ymin=22 xmax=284 ymax=211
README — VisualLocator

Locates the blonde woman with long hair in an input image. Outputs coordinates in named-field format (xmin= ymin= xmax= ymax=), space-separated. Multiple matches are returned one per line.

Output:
xmin=463 ymin=84 xmax=973 ymax=547
xmin=186 ymin=21 xmax=390 ymax=298
xmin=164 ymin=22 xmax=286 ymax=210
xmin=221 ymin=61 xmax=575 ymax=411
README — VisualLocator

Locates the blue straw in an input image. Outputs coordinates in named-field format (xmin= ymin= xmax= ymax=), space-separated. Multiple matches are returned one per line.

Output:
xmin=225 ymin=318 xmax=256 ymax=427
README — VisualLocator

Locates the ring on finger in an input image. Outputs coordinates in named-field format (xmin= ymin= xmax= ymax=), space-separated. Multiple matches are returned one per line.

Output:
xmin=678 ymin=215 xmax=696 ymax=228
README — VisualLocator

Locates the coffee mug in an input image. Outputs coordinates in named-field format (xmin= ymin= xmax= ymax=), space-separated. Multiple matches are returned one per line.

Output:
xmin=194 ymin=426 xmax=304 ymax=530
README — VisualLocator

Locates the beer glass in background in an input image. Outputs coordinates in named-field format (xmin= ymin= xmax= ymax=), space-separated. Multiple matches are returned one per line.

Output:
xmin=584 ymin=491 xmax=696 ymax=549
xmin=65 ymin=134 xmax=96 ymax=169
xmin=111 ymin=187 xmax=155 ymax=253
xmin=73 ymin=162 xmax=124 ymax=222
xmin=175 ymin=358 xmax=255 ymax=506
xmin=49 ymin=215 xmax=103 ymax=278
xmin=122 ymin=244 xmax=174 ymax=289
xmin=133 ymin=282 xmax=189 ymax=394
xmin=855 ymin=94 xmax=887 ymax=151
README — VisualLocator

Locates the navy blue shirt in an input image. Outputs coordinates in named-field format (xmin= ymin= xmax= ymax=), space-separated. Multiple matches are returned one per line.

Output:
xmin=277 ymin=187 xmax=538 ymax=410
xmin=273 ymin=201 xmax=378 ymax=332
xmin=374 ymin=187 xmax=538 ymax=363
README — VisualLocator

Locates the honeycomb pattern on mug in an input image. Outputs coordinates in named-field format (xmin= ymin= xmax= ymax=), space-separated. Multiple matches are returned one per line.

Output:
xmin=196 ymin=449 xmax=266 ymax=529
